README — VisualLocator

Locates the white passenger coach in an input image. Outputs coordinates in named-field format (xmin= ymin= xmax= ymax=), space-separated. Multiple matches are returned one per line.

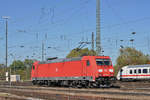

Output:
xmin=117 ymin=64 xmax=150 ymax=81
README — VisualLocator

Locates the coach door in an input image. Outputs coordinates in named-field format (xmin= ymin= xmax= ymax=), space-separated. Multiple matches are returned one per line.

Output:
xmin=120 ymin=69 xmax=123 ymax=80
xmin=134 ymin=69 xmax=137 ymax=80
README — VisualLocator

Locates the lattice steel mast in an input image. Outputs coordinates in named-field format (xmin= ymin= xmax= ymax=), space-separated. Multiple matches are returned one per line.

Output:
xmin=96 ymin=0 xmax=101 ymax=55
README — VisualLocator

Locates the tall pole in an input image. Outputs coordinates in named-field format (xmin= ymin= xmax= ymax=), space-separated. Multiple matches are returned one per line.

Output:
xmin=2 ymin=16 xmax=10 ymax=83
xmin=92 ymin=32 xmax=94 ymax=50
xmin=96 ymin=0 xmax=101 ymax=55
xmin=2 ymin=16 xmax=9 ymax=70
xmin=6 ymin=19 xmax=8 ymax=69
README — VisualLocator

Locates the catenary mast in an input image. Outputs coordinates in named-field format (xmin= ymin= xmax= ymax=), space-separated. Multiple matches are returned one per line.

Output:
xmin=96 ymin=0 xmax=101 ymax=55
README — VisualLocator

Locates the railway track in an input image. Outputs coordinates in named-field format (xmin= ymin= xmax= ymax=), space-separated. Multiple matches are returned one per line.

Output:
xmin=1 ymin=81 xmax=150 ymax=91
xmin=1 ymin=85 xmax=150 ymax=96
xmin=1 ymin=81 xmax=150 ymax=100
xmin=116 ymin=81 xmax=150 ymax=89
xmin=0 ymin=85 xmax=150 ymax=100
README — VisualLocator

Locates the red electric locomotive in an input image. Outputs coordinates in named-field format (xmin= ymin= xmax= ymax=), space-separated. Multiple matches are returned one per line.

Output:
xmin=31 ymin=56 xmax=115 ymax=87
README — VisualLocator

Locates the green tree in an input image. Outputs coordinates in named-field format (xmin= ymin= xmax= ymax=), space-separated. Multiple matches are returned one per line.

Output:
xmin=0 ymin=64 xmax=5 ymax=68
xmin=66 ymin=48 xmax=97 ymax=58
xmin=9 ymin=59 xmax=34 ymax=80
xmin=115 ymin=47 xmax=150 ymax=75
xmin=24 ymin=59 xmax=34 ymax=80
xmin=0 ymin=64 xmax=5 ymax=80
xmin=24 ymin=59 xmax=34 ymax=68
xmin=10 ymin=60 xmax=25 ymax=70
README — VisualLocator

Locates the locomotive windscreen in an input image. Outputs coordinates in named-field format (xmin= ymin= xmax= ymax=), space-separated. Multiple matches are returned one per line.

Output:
xmin=96 ymin=59 xmax=111 ymax=66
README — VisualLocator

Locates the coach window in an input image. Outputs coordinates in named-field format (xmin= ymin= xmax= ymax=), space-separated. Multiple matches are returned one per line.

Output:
xmin=130 ymin=70 xmax=132 ymax=74
xmin=143 ymin=69 xmax=147 ymax=73
xmin=120 ymin=69 xmax=123 ymax=72
xmin=86 ymin=60 xmax=90 ymax=66
xmin=134 ymin=69 xmax=137 ymax=74
xmin=138 ymin=69 xmax=141 ymax=74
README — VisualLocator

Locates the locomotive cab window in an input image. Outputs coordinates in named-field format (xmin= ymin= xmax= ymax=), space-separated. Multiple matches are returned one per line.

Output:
xmin=143 ymin=69 xmax=147 ymax=73
xmin=86 ymin=60 xmax=90 ymax=66
xmin=138 ymin=69 xmax=141 ymax=74
xmin=96 ymin=59 xmax=111 ymax=66
xmin=96 ymin=61 xmax=103 ymax=65
xmin=130 ymin=70 xmax=132 ymax=74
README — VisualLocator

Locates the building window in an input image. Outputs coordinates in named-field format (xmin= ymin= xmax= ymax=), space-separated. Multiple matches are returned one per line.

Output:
xmin=86 ymin=60 xmax=90 ymax=66
xmin=143 ymin=69 xmax=147 ymax=73
xmin=130 ymin=70 xmax=132 ymax=74
xmin=138 ymin=69 xmax=141 ymax=74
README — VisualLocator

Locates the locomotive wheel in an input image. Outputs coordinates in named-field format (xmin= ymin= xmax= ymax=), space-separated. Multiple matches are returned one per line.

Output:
xmin=88 ymin=82 xmax=94 ymax=88
xmin=48 ymin=81 xmax=51 ymax=86
xmin=32 ymin=80 xmax=37 ymax=85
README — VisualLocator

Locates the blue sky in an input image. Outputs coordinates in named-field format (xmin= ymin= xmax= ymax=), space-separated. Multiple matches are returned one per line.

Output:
xmin=0 ymin=0 xmax=150 ymax=65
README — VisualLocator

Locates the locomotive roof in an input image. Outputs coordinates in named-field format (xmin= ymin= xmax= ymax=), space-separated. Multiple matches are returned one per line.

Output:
xmin=39 ymin=57 xmax=82 ymax=64
xmin=127 ymin=64 xmax=150 ymax=68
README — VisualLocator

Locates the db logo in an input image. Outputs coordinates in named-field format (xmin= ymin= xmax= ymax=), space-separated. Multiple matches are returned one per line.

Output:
xmin=104 ymin=69 xmax=107 ymax=72
xmin=56 ymin=68 xmax=58 ymax=72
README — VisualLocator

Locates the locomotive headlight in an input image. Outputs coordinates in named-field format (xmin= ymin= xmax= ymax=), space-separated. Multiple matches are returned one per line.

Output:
xmin=109 ymin=69 xmax=113 ymax=72
xmin=98 ymin=69 xmax=103 ymax=72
